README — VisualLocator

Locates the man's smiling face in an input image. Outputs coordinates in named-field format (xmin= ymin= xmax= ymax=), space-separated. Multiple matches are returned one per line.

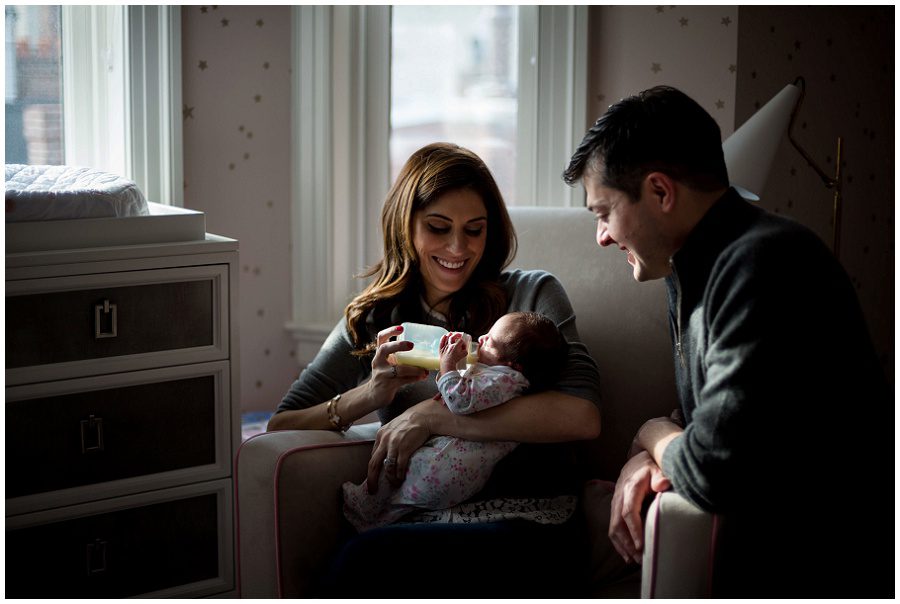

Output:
xmin=584 ymin=172 xmax=672 ymax=282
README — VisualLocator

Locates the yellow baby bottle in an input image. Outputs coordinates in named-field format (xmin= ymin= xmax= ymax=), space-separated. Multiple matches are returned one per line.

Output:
xmin=391 ymin=322 xmax=478 ymax=371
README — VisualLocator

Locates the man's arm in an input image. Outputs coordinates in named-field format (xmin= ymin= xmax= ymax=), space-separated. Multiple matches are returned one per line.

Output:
xmin=609 ymin=450 xmax=672 ymax=564
xmin=635 ymin=416 xmax=684 ymax=468
xmin=609 ymin=415 xmax=681 ymax=564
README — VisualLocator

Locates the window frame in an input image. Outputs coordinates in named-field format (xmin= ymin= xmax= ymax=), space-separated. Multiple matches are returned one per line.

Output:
xmin=60 ymin=5 xmax=182 ymax=206
xmin=287 ymin=5 xmax=588 ymax=362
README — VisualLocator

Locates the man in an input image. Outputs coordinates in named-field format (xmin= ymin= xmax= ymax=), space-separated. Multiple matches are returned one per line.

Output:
xmin=564 ymin=86 xmax=891 ymax=597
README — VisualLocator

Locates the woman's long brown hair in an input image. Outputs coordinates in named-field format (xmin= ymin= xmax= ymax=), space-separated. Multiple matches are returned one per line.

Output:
xmin=345 ymin=142 xmax=517 ymax=353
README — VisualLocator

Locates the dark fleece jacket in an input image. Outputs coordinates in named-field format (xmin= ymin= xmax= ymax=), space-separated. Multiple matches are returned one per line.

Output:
xmin=661 ymin=188 xmax=891 ymax=597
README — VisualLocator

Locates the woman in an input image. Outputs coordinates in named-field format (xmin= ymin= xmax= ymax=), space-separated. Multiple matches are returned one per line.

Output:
xmin=269 ymin=142 xmax=601 ymax=596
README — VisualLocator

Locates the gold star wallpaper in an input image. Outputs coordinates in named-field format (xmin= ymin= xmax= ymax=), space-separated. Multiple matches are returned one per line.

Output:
xmin=588 ymin=6 xmax=740 ymax=135
xmin=735 ymin=6 xmax=893 ymax=378
xmin=182 ymin=6 xmax=296 ymax=411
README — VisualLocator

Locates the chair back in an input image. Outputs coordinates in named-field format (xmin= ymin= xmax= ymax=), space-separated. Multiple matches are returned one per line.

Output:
xmin=508 ymin=206 xmax=677 ymax=479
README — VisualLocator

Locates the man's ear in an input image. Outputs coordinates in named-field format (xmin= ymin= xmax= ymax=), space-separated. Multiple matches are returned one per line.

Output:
xmin=644 ymin=172 xmax=677 ymax=213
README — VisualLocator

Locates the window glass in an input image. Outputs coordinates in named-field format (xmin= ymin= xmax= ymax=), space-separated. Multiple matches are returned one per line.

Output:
xmin=390 ymin=6 xmax=518 ymax=203
xmin=5 ymin=5 xmax=64 ymax=165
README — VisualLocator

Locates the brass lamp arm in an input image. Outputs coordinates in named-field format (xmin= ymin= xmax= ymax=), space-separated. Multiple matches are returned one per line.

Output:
xmin=785 ymin=76 xmax=843 ymax=257
xmin=787 ymin=76 xmax=841 ymax=191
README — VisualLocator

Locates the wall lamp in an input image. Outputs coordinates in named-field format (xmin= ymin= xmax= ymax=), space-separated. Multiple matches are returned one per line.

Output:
xmin=722 ymin=77 xmax=843 ymax=258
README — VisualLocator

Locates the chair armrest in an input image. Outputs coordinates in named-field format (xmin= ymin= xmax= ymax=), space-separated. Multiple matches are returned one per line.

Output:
xmin=641 ymin=490 xmax=721 ymax=598
xmin=235 ymin=424 xmax=378 ymax=597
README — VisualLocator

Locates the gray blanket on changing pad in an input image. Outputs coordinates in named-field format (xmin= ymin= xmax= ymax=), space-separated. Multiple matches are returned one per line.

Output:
xmin=5 ymin=164 xmax=149 ymax=222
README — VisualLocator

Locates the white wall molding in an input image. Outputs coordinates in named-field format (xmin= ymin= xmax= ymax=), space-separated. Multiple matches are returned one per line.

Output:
xmin=62 ymin=6 xmax=129 ymax=178
xmin=61 ymin=6 xmax=182 ymax=205
xmin=516 ymin=6 xmax=587 ymax=207
xmin=128 ymin=6 xmax=184 ymax=206
xmin=331 ymin=5 xmax=391 ymax=313
xmin=286 ymin=6 xmax=336 ymax=364
xmin=287 ymin=6 xmax=390 ymax=365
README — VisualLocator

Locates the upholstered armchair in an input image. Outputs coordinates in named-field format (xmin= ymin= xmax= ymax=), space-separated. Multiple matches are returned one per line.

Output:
xmin=235 ymin=207 xmax=717 ymax=597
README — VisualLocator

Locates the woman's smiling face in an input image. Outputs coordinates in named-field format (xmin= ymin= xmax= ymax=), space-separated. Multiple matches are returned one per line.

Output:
xmin=412 ymin=188 xmax=487 ymax=314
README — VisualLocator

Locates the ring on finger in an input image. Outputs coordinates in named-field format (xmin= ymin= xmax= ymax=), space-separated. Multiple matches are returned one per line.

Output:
xmin=383 ymin=457 xmax=397 ymax=466
xmin=391 ymin=365 xmax=397 ymax=378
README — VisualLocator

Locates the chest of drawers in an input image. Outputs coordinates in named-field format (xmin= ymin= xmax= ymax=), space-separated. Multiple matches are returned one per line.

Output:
xmin=6 ymin=235 xmax=239 ymax=598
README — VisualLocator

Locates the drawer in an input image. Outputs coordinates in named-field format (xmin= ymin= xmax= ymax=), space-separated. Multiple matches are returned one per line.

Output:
xmin=6 ymin=362 xmax=232 ymax=514
xmin=6 ymin=480 xmax=233 ymax=598
xmin=6 ymin=264 xmax=229 ymax=386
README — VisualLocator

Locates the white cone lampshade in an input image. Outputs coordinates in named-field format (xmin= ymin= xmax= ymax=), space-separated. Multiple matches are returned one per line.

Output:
xmin=722 ymin=82 xmax=801 ymax=200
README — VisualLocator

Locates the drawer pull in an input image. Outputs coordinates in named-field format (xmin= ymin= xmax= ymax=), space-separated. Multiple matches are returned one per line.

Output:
xmin=86 ymin=538 xmax=108 ymax=575
xmin=94 ymin=300 xmax=118 ymax=339
xmin=80 ymin=415 xmax=104 ymax=453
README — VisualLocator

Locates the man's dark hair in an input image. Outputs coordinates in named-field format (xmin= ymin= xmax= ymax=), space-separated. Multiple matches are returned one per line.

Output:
xmin=500 ymin=311 xmax=567 ymax=391
xmin=563 ymin=85 xmax=729 ymax=200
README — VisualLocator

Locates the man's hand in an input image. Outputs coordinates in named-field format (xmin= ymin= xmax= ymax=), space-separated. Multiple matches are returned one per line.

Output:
xmin=609 ymin=450 xmax=671 ymax=564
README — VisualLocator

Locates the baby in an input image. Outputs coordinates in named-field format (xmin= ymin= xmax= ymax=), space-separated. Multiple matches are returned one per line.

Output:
xmin=342 ymin=311 xmax=567 ymax=532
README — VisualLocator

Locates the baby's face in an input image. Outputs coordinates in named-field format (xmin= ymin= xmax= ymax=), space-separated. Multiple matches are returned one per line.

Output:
xmin=477 ymin=315 xmax=518 ymax=366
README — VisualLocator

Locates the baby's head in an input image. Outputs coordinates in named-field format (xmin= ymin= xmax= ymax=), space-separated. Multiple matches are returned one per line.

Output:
xmin=478 ymin=311 xmax=567 ymax=390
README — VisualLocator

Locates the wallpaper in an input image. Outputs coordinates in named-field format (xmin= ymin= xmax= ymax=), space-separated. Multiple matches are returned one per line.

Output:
xmin=587 ymin=6 xmax=740 ymax=137
xmin=735 ymin=6 xmax=894 ymax=381
xmin=181 ymin=6 xmax=298 ymax=412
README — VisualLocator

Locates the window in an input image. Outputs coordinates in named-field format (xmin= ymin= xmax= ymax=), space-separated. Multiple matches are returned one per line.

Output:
xmin=4 ymin=6 xmax=183 ymax=206
xmin=288 ymin=6 xmax=588 ymax=362
xmin=391 ymin=6 xmax=519 ymax=201
xmin=6 ymin=5 xmax=64 ymax=166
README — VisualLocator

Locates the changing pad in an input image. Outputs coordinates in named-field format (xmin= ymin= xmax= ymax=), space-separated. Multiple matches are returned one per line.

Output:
xmin=5 ymin=164 xmax=149 ymax=222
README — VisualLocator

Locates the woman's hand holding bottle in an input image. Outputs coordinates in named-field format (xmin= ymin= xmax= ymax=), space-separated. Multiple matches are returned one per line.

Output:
xmin=365 ymin=325 xmax=429 ymax=410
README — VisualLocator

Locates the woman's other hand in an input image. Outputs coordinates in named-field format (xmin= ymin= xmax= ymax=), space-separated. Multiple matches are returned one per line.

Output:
xmin=366 ymin=397 xmax=443 ymax=492
xmin=366 ymin=325 xmax=429 ymax=409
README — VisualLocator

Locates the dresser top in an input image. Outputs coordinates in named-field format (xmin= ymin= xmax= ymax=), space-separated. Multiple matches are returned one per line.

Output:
xmin=6 ymin=234 xmax=238 ymax=276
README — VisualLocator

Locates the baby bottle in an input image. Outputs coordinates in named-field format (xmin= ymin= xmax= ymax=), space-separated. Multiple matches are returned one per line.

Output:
xmin=391 ymin=322 xmax=478 ymax=371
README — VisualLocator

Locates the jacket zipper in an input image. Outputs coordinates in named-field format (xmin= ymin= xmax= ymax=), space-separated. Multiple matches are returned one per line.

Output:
xmin=670 ymin=259 xmax=687 ymax=369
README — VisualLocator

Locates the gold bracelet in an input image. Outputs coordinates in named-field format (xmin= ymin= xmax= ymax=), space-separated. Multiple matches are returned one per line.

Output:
xmin=326 ymin=394 xmax=350 ymax=431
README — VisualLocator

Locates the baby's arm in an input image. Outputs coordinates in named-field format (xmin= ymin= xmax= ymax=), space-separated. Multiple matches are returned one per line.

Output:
xmin=437 ymin=332 xmax=469 ymax=377
xmin=437 ymin=367 xmax=529 ymax=415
